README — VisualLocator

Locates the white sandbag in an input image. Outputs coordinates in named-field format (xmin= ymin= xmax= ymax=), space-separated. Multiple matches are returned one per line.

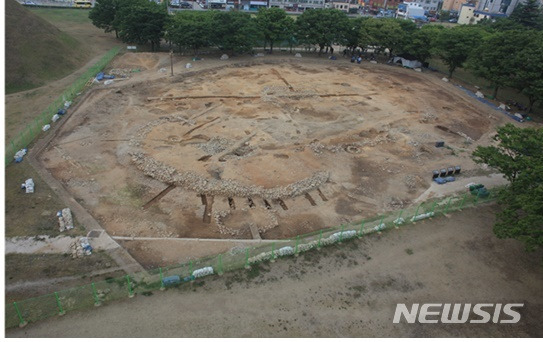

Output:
xmin=254 ymin=53 xmax=265 ymax=57
xmin=14 ymin=148 xmax=27 ymax=160
xmin=64 ymin=101 xmax=72 ymax=109
xmin=104 ymin=80 xmax=114 ymax=85
xmin=442 ymin=77 xmax=449 ymax=82
xmin=185 ymin=63 xmax=192 ymax=69
xmin=42 ymin=124 xmax=50 ymax=132
xmin=58 ymin=215 xmax=66 ymax=232
xmin=192 ymin=266 xmax=214 ymax=278
xmin=475 ymin=91 xmax=484 ymax=98
xmin=220 ymin=54 xmax=229 ymax=60
xmin=158 ymin=67 xmax=167 ymax=73
xmin=62 ymin=208 xmax=74 ymax=230
xmin=52 ymin=114 xmax=60 ymax=122
xmin=330 ymin=230 xmax=357 ymax=241
xmin=25 ymin=178 xmax=34 ymax=193
xmin=411 ymin=212 xmax=434 ymax=222
xmin=294 ymin=53 xmax=302 ymax=58
xmin=277 ymin=246 xmax=294 ymax=256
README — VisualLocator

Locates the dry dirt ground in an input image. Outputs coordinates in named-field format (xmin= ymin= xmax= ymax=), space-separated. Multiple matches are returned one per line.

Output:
xmin=6 ymin=205 xmax=543 ymax=338
xmin=38 ymin=53 xmax=512 ymax=268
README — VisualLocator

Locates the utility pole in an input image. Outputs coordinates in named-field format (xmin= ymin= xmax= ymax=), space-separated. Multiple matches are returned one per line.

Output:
xmin=170 ymin=50 xmax=174 ymax=77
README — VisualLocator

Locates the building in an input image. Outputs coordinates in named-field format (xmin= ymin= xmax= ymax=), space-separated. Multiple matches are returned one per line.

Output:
xmin=397 ymin=0 xmax=442 ymax=13
xmin=457 ymin=2 xmax=508 ymax=23
xmin=268 ymin=0 xmax=326 ymax=10
xmin=240 ymin=0 xmax=268 ymax=10
xmin=396 ymin=2 xmax=427 ymax=18
xmin=476 ymin=0 xmax=521 ymax=15
xmin=367 ymin=0 xmax=403 ymax=10
xmin=441 ymin=0 xmax=475 ymax=11
xmin=327 ymin=0 xmax=360 ymax=12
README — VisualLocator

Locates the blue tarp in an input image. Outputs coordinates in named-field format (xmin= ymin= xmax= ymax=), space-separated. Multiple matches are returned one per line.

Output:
xmin=96 ymin=72 xmax=104 ymax=81
xmin=456 ymin=85 xmax=523 ymax=122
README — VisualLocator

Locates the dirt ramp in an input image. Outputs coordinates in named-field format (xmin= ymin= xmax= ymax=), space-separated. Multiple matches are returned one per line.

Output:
xmin=110 ymin=53 xmax=160 ymax=71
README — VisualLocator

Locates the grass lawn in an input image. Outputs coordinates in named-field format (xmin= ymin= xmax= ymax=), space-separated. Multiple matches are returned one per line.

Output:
xmin=28 ymin=7 xmax=93 ymax=24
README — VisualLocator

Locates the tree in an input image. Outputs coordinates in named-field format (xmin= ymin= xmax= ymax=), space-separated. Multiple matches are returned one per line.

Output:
xmin=361 ymin=18 xmax=410 ymax=57
xmin=472 ymin=124 xmax=543 ymax=251
xmin=509 ymin=31 xmax=543 ymax=112
xmin=89 ymin=0 xmax=118 ymax=37
xmin=343 ymin=17 xmax=368 ymax=53
xmin=296 ymin=9 xmax=349 ymax=55
xmin=467 ymin=30 xmax=530 ymax=99
xmin=210 ymin=12 xmax=258 ymax=54
xmin=404 ymin=25 xmax=441 ymax=63
xmin=433 ymin=26 xmax=484 ymax=78
xmin=439 ymin=10 xmax=451 ymax=21
xmin=166 ymin=11 xmax=213 ymax=55
xmin=117 ymin=1 xmax=168 ymax=51
xmin=255 ymin=8 xmax=294 ymax=53
xmin=510 ymin=0 xmax=543 ymax=29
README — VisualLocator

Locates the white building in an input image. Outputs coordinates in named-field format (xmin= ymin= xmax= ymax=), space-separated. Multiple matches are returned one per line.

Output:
xmin=396 ymin=2 xmax=427 ymax=19
xmin=398 ymin=0 xmax=442 ymax=12
xmin=268 ymin=0 xmax=326 ymax=10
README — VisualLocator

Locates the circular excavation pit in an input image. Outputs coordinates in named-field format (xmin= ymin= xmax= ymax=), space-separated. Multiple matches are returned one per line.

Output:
xmin=40 ymin=55 xmax=504 ymax=266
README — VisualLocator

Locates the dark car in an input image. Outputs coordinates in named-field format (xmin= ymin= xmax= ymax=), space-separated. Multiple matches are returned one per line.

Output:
xmin=180 ymin=2 xmax=192 ymax=8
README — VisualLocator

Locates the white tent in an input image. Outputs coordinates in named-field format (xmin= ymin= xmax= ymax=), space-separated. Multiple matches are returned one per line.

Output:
xmin=389 ymin=57 xmax=422 ymax=69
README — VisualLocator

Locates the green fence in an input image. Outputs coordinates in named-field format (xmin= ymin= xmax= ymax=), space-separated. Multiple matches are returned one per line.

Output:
xmin=5 ymin=188 xmax=499 ymax=329
xmin=5 ymin=47 xmax=121 ymax=167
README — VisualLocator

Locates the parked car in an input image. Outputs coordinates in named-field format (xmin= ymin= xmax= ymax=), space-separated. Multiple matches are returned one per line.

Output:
xmin=449 ymin=18 xmax=458 ymax=23
xmin=180 ymin=1 xmax=192 ymax=8
xmin=429 ymin=17 xmax=437 ymax=22
xmin=22 ymin=1 xmax=37 ymax=5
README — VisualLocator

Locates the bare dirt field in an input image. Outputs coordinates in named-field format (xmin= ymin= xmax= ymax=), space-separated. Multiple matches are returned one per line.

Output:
xmin=37 ymin=53 xmax=511 ymax=268
xmin=7 ymin=205 xmax=543 ymax=338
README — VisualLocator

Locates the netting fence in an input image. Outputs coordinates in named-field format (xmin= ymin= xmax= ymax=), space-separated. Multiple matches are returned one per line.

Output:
xmin=5 ymin=47 xmax=121 ymax=167
xmin=5 ymin=188 xmax=499 ymax=329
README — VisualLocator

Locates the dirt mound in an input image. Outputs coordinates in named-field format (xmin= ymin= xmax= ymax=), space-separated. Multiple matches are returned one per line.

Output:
xmin=109 ymin=53 xmax=160 ymax=71
xmin=5 ymin=0 xmax=89 ymax=93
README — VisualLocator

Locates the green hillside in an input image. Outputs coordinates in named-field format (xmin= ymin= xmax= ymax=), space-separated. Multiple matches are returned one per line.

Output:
xmin=5 ymin=0 xmax=89 ymax=93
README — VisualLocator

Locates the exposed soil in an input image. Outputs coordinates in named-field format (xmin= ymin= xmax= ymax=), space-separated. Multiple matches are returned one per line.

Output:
xmin=38 ymin=54 xmax=511 ymax=267
xmin=7 ymin=205 xmax=543 ymax=337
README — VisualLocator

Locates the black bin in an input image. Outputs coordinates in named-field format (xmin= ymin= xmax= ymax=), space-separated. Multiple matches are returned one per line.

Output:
xmin=432 ymin=170 xmax=439 ymax=179
xmin=447 ymin=167 xmax=454 ymax=176
xmin=440 ymin=169 xmax=447 ymax=177
xmin=455 ymin=166 xmax=461 ymax=174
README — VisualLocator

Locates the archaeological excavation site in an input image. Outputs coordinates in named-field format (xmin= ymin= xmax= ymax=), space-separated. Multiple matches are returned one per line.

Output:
xmin=38 ymin=54 xmax=507 ymax=267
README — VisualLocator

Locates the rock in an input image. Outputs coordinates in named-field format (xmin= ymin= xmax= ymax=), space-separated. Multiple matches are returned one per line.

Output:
xmin=220 ymin=54 xmax=229 ymax=60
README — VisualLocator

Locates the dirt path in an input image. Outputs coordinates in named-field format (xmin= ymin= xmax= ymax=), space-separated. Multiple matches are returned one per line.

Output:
xmin=6 ymin=266 xmax=126 ymax=293
xmin=7 ymin=205 xmax=543 ymax=338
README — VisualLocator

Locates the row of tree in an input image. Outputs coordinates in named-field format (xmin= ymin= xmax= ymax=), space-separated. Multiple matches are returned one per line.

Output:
xmin=89 ymin=0 xmax=543 ymax=111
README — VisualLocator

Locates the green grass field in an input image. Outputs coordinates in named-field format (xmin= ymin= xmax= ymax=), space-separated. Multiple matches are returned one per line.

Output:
xmin=28 ymin=7 xmax=93 ymax=24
